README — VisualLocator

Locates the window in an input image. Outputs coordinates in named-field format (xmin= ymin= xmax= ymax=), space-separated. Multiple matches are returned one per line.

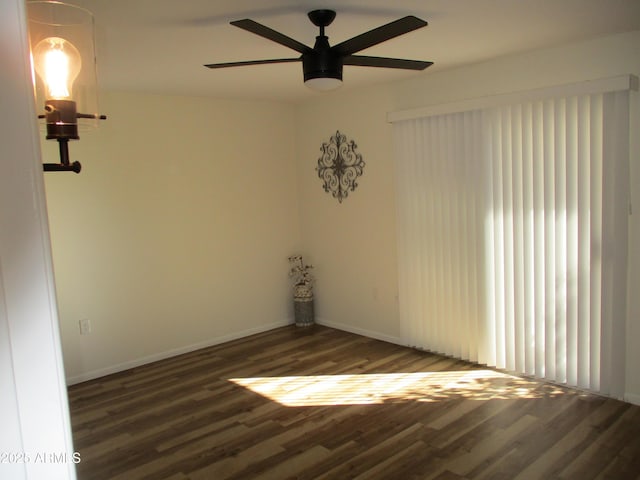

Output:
xmin=391 ymin=77 xmax=633 ymax=396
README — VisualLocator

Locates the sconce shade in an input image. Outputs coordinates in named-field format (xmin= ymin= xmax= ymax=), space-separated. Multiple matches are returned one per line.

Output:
xmin=28 ymin=1 xmax=100 ymax=131
xmin=28 ymin=1 xmax=105 ymax=173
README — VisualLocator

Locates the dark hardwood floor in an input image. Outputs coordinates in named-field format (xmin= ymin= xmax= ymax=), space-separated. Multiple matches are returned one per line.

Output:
xmin=67 ymin=325 xmax=640 ymax=479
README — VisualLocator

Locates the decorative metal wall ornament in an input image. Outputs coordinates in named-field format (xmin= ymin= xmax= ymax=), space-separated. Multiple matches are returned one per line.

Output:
xmin=316 ymin=130 xmax=365 ymax=203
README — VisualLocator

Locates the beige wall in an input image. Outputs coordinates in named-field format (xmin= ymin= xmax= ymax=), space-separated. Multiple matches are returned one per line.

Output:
xmin=43 ymin=92 xmax=300 ymax=383
xmin=294 ymin=91 xmax=400 ymax=343
xmin=294 ymin=30 xmax=640 ymax=402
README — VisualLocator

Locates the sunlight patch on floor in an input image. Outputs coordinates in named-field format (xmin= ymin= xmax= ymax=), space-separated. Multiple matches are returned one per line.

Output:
xmin=229 ymin=370 xmax=567 ymax=406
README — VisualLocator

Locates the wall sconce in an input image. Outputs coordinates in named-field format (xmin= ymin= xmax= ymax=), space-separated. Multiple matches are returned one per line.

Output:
xmin=28 ymin=1 xmax=106 ymax=173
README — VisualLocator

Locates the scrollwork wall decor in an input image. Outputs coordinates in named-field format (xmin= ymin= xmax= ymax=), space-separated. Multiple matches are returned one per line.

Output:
xmin=316 ymin=131 xmax=365 ymax=203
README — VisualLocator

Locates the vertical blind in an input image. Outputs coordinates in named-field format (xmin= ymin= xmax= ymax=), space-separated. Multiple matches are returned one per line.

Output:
xmin=393 ymin=85 xmax=630 ymax=396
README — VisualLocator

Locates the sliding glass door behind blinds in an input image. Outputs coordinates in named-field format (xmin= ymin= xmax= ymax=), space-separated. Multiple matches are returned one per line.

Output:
xmin=393 ymin=89 xmax=629 ymax=396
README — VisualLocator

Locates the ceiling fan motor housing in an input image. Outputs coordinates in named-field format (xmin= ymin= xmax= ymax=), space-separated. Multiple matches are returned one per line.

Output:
xmin=303 ymin=35 xmax=343 ymax=82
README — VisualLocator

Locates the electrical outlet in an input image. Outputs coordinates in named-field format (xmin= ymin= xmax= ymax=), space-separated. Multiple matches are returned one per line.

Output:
xmin=79 ymin=318 xmax=91 ymax=335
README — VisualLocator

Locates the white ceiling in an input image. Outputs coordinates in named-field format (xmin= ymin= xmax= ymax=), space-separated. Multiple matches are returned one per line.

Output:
xmin=66 ymin=0 xmax=640 ymax=103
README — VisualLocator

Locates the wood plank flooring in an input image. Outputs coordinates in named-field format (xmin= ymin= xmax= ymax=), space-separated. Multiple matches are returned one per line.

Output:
xmin=67 ymin=325 xmax=640 ymax=479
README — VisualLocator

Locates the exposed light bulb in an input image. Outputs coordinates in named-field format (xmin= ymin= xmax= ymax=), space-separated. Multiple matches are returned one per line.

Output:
xmin=33 ymin=36 xmax=81 ymax=100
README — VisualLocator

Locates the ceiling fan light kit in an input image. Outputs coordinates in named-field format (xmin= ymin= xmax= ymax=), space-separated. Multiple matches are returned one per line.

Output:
xmin=305 ymin=76 xmax=343 ymax=91
xmin=205 ymin=9 xmax=432 ymax=91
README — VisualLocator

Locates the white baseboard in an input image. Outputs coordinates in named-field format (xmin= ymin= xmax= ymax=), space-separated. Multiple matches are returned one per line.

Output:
xmin=315 ymin=317 xmax=402 ymax=346
xmin=624 ymin=392 xmax=640 ymax=406
xmin=66 ymin=319 xmax=293 ymax=385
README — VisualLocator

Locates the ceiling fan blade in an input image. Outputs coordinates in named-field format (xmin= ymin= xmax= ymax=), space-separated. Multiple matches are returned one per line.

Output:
xmin=343 ymin=55 xmax=433 ymax=70
xmin=332 ymin=16 xmax=427 ymax=56
xmin=231 ymin=19 xmax=311 ymax=54
xmin=204 ymin=58 xmax=301 ymax=69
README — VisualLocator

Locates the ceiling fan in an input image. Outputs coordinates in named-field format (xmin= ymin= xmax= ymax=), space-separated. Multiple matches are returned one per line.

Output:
xmin=204 ymin=9 xmax=433 ymax=91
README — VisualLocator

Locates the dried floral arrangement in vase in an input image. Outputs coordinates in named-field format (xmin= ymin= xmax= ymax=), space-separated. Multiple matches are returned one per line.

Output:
xmin=288 ymin=255 xmax=315 ymax=327
xmin=288 ymin=255 xmax=314 ymax=299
